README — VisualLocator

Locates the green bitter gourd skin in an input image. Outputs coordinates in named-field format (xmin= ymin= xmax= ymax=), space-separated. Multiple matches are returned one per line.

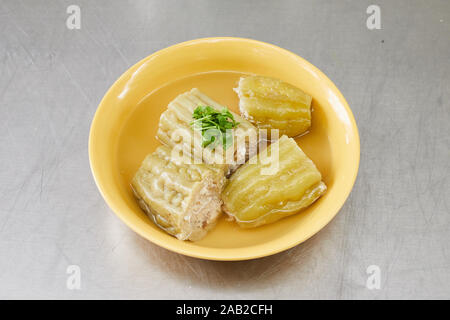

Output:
xmin=222 ymin=135 xmax=326 ymax=228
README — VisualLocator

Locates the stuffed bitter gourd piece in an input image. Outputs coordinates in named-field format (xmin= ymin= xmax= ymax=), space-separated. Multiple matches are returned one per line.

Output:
xmin=131 ymin=145 xmax=226 ymax=241
xmin=236 ymin=76 xmax=312 ymax=138
xmin=157 ymin=88 xmax=258 ymax=175
xmin=222 ymin=135 xmax=326 ymax=228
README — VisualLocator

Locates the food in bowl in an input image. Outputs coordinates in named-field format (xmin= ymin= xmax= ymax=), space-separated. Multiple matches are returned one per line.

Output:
xmin=235 ymin=75 xmax=312 ymax=138
xmin=131 ymin=76 xmax=326 ymax=241
xmin=222 ymin=135 xmax=327 ymax=228
xmin=157 ymin=88 xmax=258 ymax=175
xmin=131 ymin=145 xmax=226 ymax=241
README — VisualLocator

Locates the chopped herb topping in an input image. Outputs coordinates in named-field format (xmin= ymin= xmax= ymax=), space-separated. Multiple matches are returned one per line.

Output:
xmin=190 ymin=106 xmax=239 ymax=149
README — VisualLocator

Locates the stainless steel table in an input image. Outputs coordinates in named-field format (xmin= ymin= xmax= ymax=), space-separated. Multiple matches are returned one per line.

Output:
xmin=0 ymin=0 xmax=449 ymax=299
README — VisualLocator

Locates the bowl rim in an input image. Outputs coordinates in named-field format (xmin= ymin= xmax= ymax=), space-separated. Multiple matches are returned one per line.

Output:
xmin=89 ymin=37 xmax=360 ymax=261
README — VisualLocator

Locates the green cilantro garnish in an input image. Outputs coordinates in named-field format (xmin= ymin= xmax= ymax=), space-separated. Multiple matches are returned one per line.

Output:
xmin=190 ymin=105 xmax=239 ymax=149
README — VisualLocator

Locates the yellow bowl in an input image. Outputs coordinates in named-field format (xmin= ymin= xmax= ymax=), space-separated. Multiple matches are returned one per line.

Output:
xmin=89 ymin=37 xmax=360 ymax=261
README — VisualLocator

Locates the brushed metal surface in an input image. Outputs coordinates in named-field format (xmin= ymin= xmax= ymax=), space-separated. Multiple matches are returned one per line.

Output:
xmin=0 ymin=0 xmax=448 ymax=299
